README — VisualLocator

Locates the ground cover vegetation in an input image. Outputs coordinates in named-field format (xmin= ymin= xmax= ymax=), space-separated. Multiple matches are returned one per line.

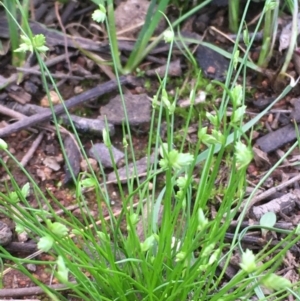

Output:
xmin=0 ymin=0 xmax=300 ymax=300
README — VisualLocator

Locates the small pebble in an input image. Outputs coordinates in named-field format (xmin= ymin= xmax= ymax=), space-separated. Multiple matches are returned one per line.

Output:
xmin=43 ymin=156 xmax=61 ymax=171
xmin=88 ymin=143 xmax=125 ymax=168
xmin=80 ymin=158 xmax=99 ymax=172
xmin=247 ymin=164 xmax=257 ymax=176
xmin=26 ymin=263 xmax=37 ymax=272
xmin=0 ymin=221 xmax=12 ymax=246
xmin=267 ymin=114 xmax=273 ymax=123
xmin=24 ymin=81 xmax=38 ymax=94
xmin=17 ymin=231 xmax=28 ymax=243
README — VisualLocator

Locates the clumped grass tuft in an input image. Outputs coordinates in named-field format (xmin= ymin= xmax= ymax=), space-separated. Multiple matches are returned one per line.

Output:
xmin=0 ymin=1 xmax=300 ymax=300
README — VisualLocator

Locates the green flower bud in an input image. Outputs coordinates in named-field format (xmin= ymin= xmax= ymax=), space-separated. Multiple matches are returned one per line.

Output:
xmin=56 ymin=255 xmax=69 ymax=283
xmin=0 ymin=138 xmax=7 ymax=150
xmin=239 ymin=249 xmax=256 ymax=273
xmin=163 ymin=29 xmax=174 ymax=43
xmin=231 ymin=84 xmax=243 ymax=107
xmin=38 ymin=235 xmax=54 ymax=252
xmin=235 ymin=141 xmax=253 ymax=170
xmin=175 ymin=251 xmax=186 ymax=262
xmin=197 ymin=208 xmax=208 ymax=232
xmin=92 ymin=4 xmax=106 ymax=23
xmin=262 ymin=273 xmax=291 ymax=292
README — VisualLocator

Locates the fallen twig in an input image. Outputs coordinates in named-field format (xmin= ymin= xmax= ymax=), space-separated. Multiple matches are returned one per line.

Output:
xmin=0 ymin=76 xmax=131 ymax=137
xmin=16 ymin=68 xmax=93 ymax=80
xmin=0 ymin=281 xmax=76 ymax=298
xmin=256 ymin=123 xmax=300 ymax=153
xmin=20 ymin=131 xmax=44 ymax=167
xmin=0 ymin=100 xmax=115 ymax=137
xmin=55 ymin=1 xmax=72 ymax=74
xmin=247 ymin=174 xmax=300 ymax=212
xmin=4 ymin=242 xmax=37 ymax=253
xmin=225 ymin=233 xmax=300 ymax=254
xmin=250 ymin=192 xmax=296 ymax=220
xmin=0 ymin=104 xmax=25 ymax=119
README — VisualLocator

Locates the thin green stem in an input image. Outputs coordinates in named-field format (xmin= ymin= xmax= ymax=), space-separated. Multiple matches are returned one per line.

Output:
xmin=280 ymin=0 xmax=298 ymax=74
xmin=228 ymin=0 xmax=240 ymax=33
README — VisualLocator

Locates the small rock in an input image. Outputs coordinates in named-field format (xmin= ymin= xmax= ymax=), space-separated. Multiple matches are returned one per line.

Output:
xmin=74 ymin=85 xmax=83 ymax=94
xmin=145 ymin=60 xmax=182 ymax=77
xmin=115 ymin=0 xmax=150 ymax=38
xmin=108 ymin=153 xmax=155 ymax=183
xmin=40 ymin=90 xmax=61 ymax=107
xmin=63 ymin=135 xmax=82 ymax=184
xmin=26 ymin=263 xmax=37 ymax=272
xmin=0 ymin=221 xmax=12 ymax=246
xmin=80 ymin=158 xmax=99 ymax=172
xmin=36 ymin=168 xmax=52 ymax=181
xmin=89 ymin=143 xmax=125 ymax=168
xmin=45 ymin=143 xmax=56 ymax=155
xmin=17 ymin=231 xmax=28 ymax=243
xmin=99 ymin=93 xmax=151 ymax=125
xmin=24 ymin=81 xmax=38 ymax=94
xmin=43 ymin=156 xmax=61 ymax=171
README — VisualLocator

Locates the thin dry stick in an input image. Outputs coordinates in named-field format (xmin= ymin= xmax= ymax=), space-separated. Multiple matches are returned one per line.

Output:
xmin=0 ymin=76 xmax=130 ymax=137
xmin=114 ymin=21 xmax=145 ymax=37
xmin=247 ymin=11 xmax=262 ymax=27
xmin=0 ymin=104 xmax=26 ymax=120
xmin=209 ymin=26 xmax=251 ymax=61
xmin=1 ymin=200 xmax=145 ymax=276
xmin=54 ymin=1 xmax=72 ymax=74
xmin=15 ymin=68 xmax=85 ymax=80
xmin=81 ymin=51 xmax=117 ymax=80
xmin=0 ymin=52 xmax=76 ymax=90
xmin=20 ymin=131 xmax=44 ymax=167
xmin=0 ymin=103 xmax=76 ymax=138
xmin=50 ymin=202 xmax=86 ymax=217
xmin=29 ymin=0 xmax=35 ymax=21
xmin=34 ymin=52 xmax=76 ymax=70
xmin=247 ymin=173 xmax=300 ymax=211
xmin=0 ymin=299 xmax=40 ymax=301
xmin=0 ymin=281 xmax=76 ymax=298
